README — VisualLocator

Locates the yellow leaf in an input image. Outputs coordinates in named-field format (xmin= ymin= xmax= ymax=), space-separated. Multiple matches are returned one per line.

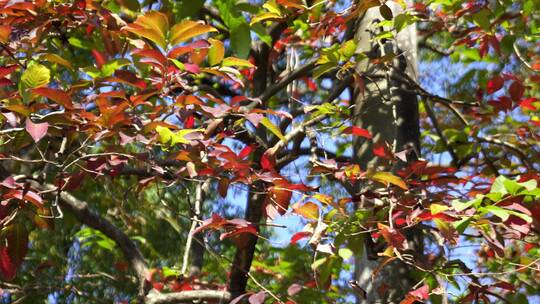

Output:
xmin=250 ymin=12 xmax=283 ymax=26
xmin=39 ymin=53 xmax=73 ymax=69
xmin=207 ymin=38 xmax=225 ymax=66
xmin=430 ymin=203 xmax=449 ymax=215
xmin=123 ymin=11 xmax=169 ymax=48
xmin=294 ymin=202 xmax=319 ymax=220
xmin=260 ymin=117 xmax=284 ymax=140
xmin=370 ymin=172 xmax=408 ymax=190
xmin=170 ymin=20 xmax=217 ymax=46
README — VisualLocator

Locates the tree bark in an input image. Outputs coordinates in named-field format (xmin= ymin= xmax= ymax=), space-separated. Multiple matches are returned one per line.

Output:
xmin=352 ymin=2 xmax=421 ymax=303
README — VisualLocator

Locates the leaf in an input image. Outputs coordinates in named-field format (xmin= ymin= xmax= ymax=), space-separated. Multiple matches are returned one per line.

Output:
xmin=509 ymin=81 xmax=524 ymax=101
xmin=290 ymin=231 xmax=312 ymax=245
xmin=480 ymin=205 xmax=510 ymax=221
xmin=343 ymin=126 xmax=372 ymax=139
xmin=378 ymin=223 xmax=408 ymax=250
xmin=101 ymin=58 xmax=131 ymax=77
xmin=170 ymin=20 xmax=217 ymax=46
xmin=221 ymin=57 xmax=254 ymax=68
xmin=39 ymin=53 xmax=73 ymax=69
xmin=260 ymin=117 xmax=284 ymax=140
xmin=123 ymin=11 xmax=169 ymax=48
xmin=250 ymin=12 xmax=283 ymax=25
xmin=32 ymin=87 xmax=73 ymax=109
xmin=486 ymin=75 xmax=504 ymax=94
xmin=208 ymin=38 xmax=225 ymax=66
xmin=248 ymin=291 xmax=266 ymax=304
xmin=287 ymin=283 xmax=303 ymax=296
xmin=294 ymin=202 xmax=319 ymax=220
xmin=265 ymin=187 xmax=292 ymax=218
xmin=370 ymin=172 xmax=408 ymax=190
xmin=379 ymin=4 xmax=393 ymax=20
xmin=25 ymin=118 xmax=48 ymax=143
xmin=338 ymin=248 xmax=353 ymax=260
xmin=155 ymin=126 xmax=203 ymax=146
xmin=218 ymin=177 xmax=229 ymax=198
xmin=21 ymin=62 xmax=50 ymax=88
xmin=0 ymin=223 xmax=28 ymax=281
xmin=0 ymin=25 xmax=11 ymax=43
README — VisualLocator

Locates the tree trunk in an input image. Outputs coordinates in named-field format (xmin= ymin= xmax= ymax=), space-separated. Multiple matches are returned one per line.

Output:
xmin=352 ymin=2 xmax=421 ymax=303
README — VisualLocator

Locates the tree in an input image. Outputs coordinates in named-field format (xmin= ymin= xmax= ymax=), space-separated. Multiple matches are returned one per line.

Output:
xmin=0 ymin=0 xmax=538 ymax=304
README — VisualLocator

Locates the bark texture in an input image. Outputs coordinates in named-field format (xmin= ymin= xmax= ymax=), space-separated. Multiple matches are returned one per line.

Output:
xmin=353 ymin=2 xmax=421 ymax=303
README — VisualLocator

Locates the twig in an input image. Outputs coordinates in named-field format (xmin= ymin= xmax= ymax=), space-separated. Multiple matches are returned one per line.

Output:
xmin=180 ymin=179 xmax=210 ymax=276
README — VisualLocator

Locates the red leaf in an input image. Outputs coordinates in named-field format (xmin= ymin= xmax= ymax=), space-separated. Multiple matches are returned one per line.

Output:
xmin=193 ymin=213 xmax=227 ymax=234
xmin=343 ymin=126 xmax=372 ymax=139
xmin=290 ymin=231 xmax=312 ymax=245
xmin=378 ymin=223 xmax=408 ymax=250
xmin=0 ymin=223 xmax=28 ymax=281
xmin=32 ymin=87 xmax=73 ymax=109
xmin=409 ymin=284 xmax=429 ymax=300
xmin=25 ymin=118 xmax=49 ymax=143
xmin=261 ymin=152 xmax=275 ymax=171
xmin=373 ymin=142 xmax=392 ymax=159
xmin=184 ymin=115 xmax=195 ymax=128
xmin=91 ymin=49 xmax=107 ymax=69
xmin=519 ymin=98 xmax=538 ymax=111
xmin=265 ymin=187 xmax=292 ymax=218
xmin=248 ymin=291 xmax=266 ymax=304
xmin=509 ymin=81 xmax=524 ymax=102
xmin=486 ymin=75 xmax=504 ymax=94
xmin=219 ymin=226 xmax=258 ymax=241
xmin=0 ymin=65 xmax=18 ymax=78
xmin=238 ymin=145 xmax=253 ymax=160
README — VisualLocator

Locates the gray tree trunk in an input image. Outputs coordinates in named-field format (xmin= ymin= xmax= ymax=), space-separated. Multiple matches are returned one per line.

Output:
xmin=352 ymin=2 xmax=421 ymax=303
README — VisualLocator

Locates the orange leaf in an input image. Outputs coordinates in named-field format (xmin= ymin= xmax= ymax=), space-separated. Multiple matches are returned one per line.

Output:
xmin=170 ymin=20 xmax=217 ymax=46
xmin=294 ymin=202 xmax=319 ymax=220
xmin=123 ymin=11 xmax=169 ymax=48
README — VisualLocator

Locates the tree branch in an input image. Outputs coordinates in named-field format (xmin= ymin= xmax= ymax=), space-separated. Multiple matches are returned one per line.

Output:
xmin=31 ymin=182 xmax=150 ymax=298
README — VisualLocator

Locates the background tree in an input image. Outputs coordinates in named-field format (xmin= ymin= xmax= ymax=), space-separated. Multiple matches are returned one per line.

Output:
xmin=0 ymin=1 xmax=538 ymax=304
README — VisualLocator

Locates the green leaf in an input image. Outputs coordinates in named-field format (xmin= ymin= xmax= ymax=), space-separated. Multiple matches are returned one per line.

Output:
xmin=313 ymin=63 xmax=336 ymax=79
xmin=215 ymin=0 xmax=252 ymax=59
xmin=21 ymin=62 xmax=50 ymax=89
xmin=208 ymin=38 xmax=225 ymax=66
xmin=480 ymin=205 xmax=510 ymax=221
xmin=471 ymin=8 xmax=491 ymax=32
xmin=453 ymin=217 xmax=472 ymax=234
xmin=338 ymin=248 xmax=353 ymax=260
xmin=230 ymin=22 xmax=252 ymax=59
xmin=260 ymin=117 xmax=284 ymax=140
xmin=340 ymin=40 xmax=357 ymax=59
xmin=221 ymin=57 xmax=254 ymax=68
xmin=101 ymin=58 xmax=131 ymax=77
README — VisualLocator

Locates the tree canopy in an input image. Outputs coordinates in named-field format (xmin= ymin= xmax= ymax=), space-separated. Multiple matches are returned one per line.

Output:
xmin=0 ymin=0 xmax=538 ymax=303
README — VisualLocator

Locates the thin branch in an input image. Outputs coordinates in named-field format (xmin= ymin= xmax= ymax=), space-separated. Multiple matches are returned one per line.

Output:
xmin=258 ymin=59 xmax=318 ymax=103
xmin=180 ymin=179 xmax=210 ymax=276
xmin=267 ymin=75 xmax=352 ymax=157
xmin=423 ymin=99 xmax=460 ymax=166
